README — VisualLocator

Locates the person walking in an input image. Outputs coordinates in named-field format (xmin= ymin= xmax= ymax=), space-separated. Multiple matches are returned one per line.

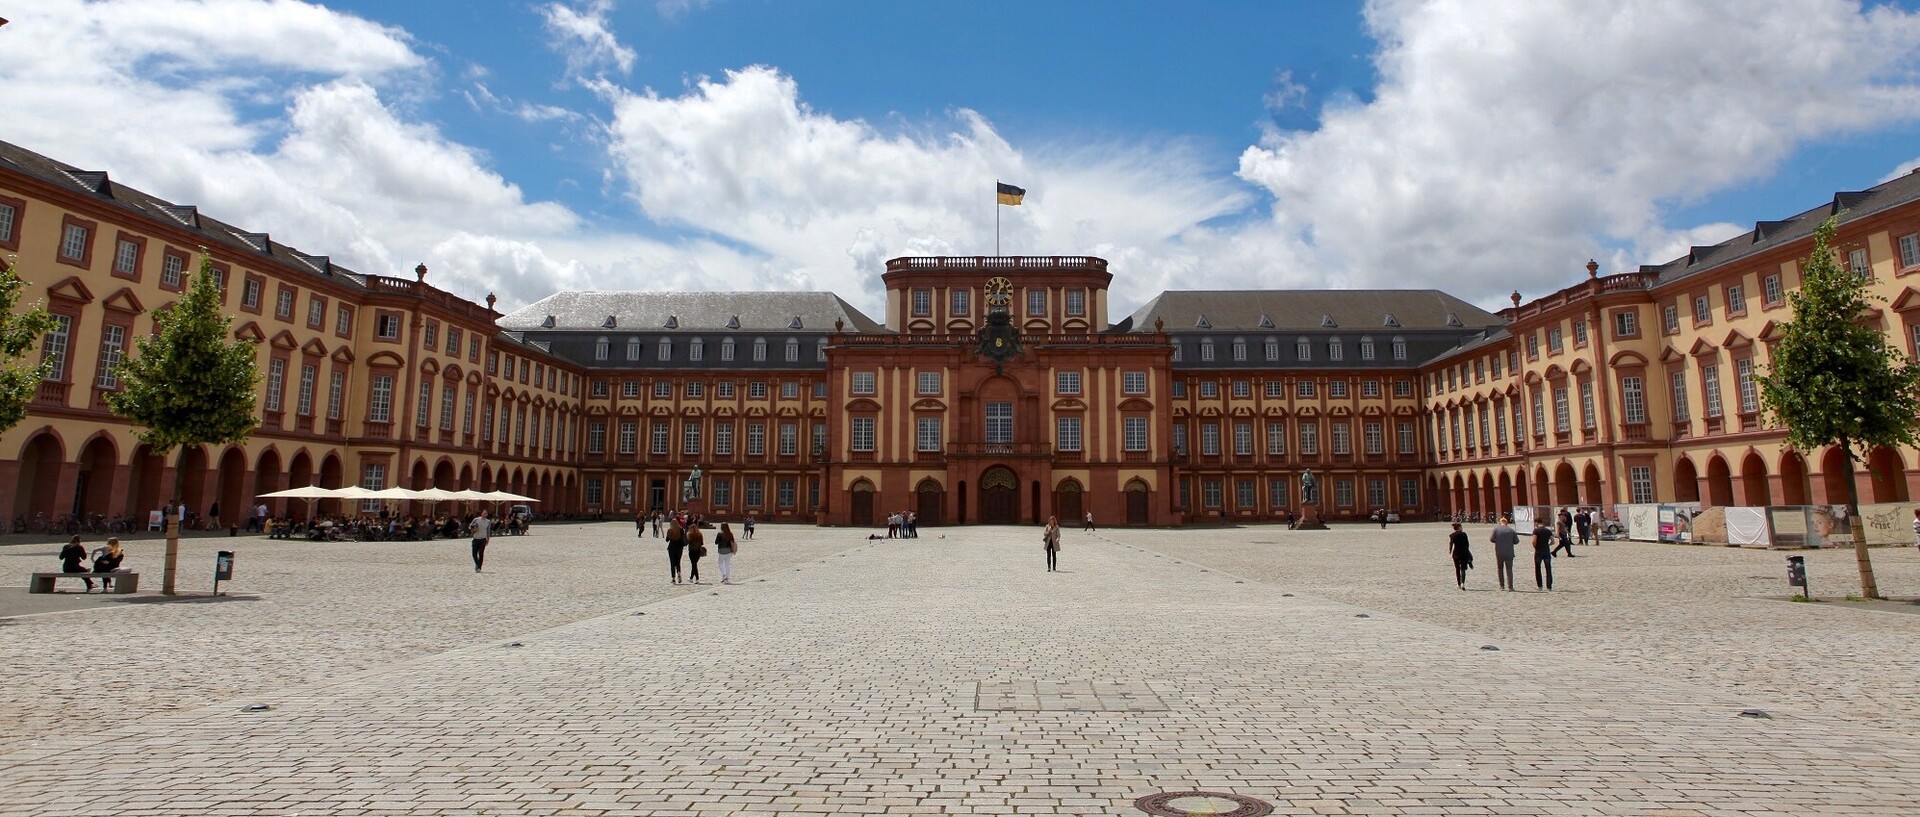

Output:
xmin=1043 ymin=515 xmax=1062 ymax=571
xmin=686 ymin=523 xmax=707 ymax=584
xmin=1532 ymin=516 xmax=1555 ymax=590
xmin=1378 ymin=509 xmax=1390 ymax=529
xmin=1082 ymin=511 xmax=1095 ymax=532
xmin=1448 ymin=522 xmax=1473 ymax=590
xmin=666 ymin=519 xmax=687 ymax=584
xmin=1489 ymin=516 xmax=1519 ymax=591
xmin=715 ymin=522 xmax=738 ymax=584
xmin=743 ymin=515 xmax=755 ymax=540
xmin=1552 ymin=508 xmax=1576 ymax=558
xmin=1912 ymin=508 xmax=1920 ymax=552
xmin=635 ymin=512 xmax=647 ymax=540
xmin=467 ymin=510 xmax=492 ymax=572
xmin=651 ymin=511 xmax=663 ymax=538
xmin=59 ymin=535 xmax=94 ymax=591
xmin=1575 ymin=508 xmax=1594 ymax=548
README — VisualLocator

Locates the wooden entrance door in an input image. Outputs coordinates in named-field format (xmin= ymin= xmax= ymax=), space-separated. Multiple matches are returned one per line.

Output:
xmin=1126 ymin=479 xmax=1149 ymax=525
xmin=916 ymin=481 xmax=943 ymax=527
xmin=1055 ymin=480 xmax=1082 ymax=526
xmin=979 ymin=467 xmax=1018 ymax=524
xmin=851 ymin=483 xmax=875 ymax=527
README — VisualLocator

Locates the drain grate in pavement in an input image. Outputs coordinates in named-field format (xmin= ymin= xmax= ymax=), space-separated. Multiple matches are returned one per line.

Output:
xmin=1135 ymin=791 xmax=1273 ymax=817
xmin=975 ymin=679 xmax=1169 ymax=712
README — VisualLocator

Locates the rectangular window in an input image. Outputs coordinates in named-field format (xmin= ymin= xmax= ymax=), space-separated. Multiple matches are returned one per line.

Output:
xmin=658 ymin=339 xmax=673 ymax=361
xmin=784 ymin=340 xmax=799 ymax=362
xmin=414 ymin=381 xmax=432 ymax=427
xmin=0 ymin=201 xmax=16 ymax=247
xmin=113 ymin=238 xmax=139 ymax=276
xmin=241 ymin=278 xmax=262 ymax=309
xmin=1202 ymin=479 xmax=1222 ymax=508
xmin=918 ymin=371 xmax=942 ymax=395
xmin=328 ymin=371 xmax=344 ymax=420
xmin=1663 ymin=304 xmax=1679 ymax=334
xmin=852 ymin=371 xmax=876 ymax=394
xmin=749 ymin=381 xmax=767 ymax=399
xmin=1900 ymin=233 xmax=1920 ymax=269
xmin=986 ymin=402 xmax=1013 ymax=444
xmin=1328 ymin=381 xmax=1348 ymax=398
xmin=1331 ymin=422 xmax=1351 ymax=454
xmin=360 ymin=464 xmax=385 ymax=514
xmin=1065 ymin=289 xmax=1086 ymax=316
xmin=1233 ymin=380 xmax=1250 ymax=398
xmin=950 ymin=289 xmax=969 ymax=316
xmin=60 ymin=221 xmax=90 ymax=261
xmin=1173 ymin=423 xmax=1188 ymax=456
xmin=1264 ymin=381 xmax=1284 ymax=398
xmin=42 ymin=312 xmax=71 ymax=383
xmin=1056 ymin=416 xmax=1082 ymax=452
xmin=1334 ymin=479 xmax=1354 ymax=508
xmin=1614 ymin=310 xmax=1637 ymax=337
xmin=1764 ymin=274 xmax=1783 ymax=305
xmin=1572 ymin=320 xmax=1587 ymax=346
xmin=619 ymin=422 xmax=645 ymax=456
xmin=652 ymin=381 xmax=671 ymax=398
xmin=712 ymin=479 xmax=731 ymax=508
xmin=777 ymin=479 xmax=797 ymax=508
xmin=296 ymin=364 xmax=316 ymax=416
xmin=1547 ymin=327 xmax=1563 ymax=353
xmin=1702 ymin=364 xmax=1723 ymax=417
xmin=1296 ymin=380 xmax=1316 ymax=398
xmin=1553 ymin=386 xmax=1571 ymax=432
xmin=1265 ymin=421 xmax=1286 ymax=456
xmin=1579 ymin=381 xmax=1596 ymax=429
xmin=1671 ymin=370 xmax=1690 ymax=421
xmin=1726 ymin=284 xmax=1747 ymax=315
xmin=1232 ymin=340 xmax=1247 ymax=361
xmin=1531 ymin=390 xmax=1545 ymax=435
xmin=1367 ymin=478 xmax=1387 ymax=509
xmin=1398 ymin=421 xmax=1416 ymax=454
xmin=1297 ymin=339 xmax=1311 ymax=361
xmin=717 ymin=382 xmax=735 ymax=399
xmin=1270 ymin=478 xmax=1289 ymax=508
xmin=376 ymin=314 xmax=400 ymax=339
xmin=1621 ymin=375 xmax=1646 ymax=424
xmin=778 ymin=423 xmax=797 ymax=455
xmin=685 ymin=382 xmax=703 ymax=398
xmin=94 ymin=324 xmax=125 ymax=389
xmin=1401 ymin=478 xmax=1420 ymax=509
xmin=1629 ymin=465 xmax=1655 ymax=504
xmin=1027 ymin=289 xmax=1046 ymax=316
xmin=1693 ymin=295 xmax=1711 ymax=324
xmin=585 ymin=478 xmax=604 ymax=507
xmin=1265 ymin=339 xmax=1280 ymax=361
xmin=911 ymin=289 xmax=931 ymax=316
xmin=1849 ymin=248 xmax=1871 ymax=277
xmin=744 ymin=479 xmax=764 ymax=507
xmin=747 ymin=423 xmax=765 ymax=455
xmin=1056 ymin=370 xmax=1081 ymax=395
xmin=1526 ymin=334 xmax=1540 ymax=358
xmin=1200 ymin=341 xmax=1215 ymax=362
xmin=721 ymin=339 xmax=736 ymax=361
xmin=1364 ymin=421 xmax=1383 ymax=455
xmin=714 ymin=422 xmax=734 ymax=455
xmin=1233 ymin=422 xmax=1253 ymax=455
xmin=440 ymin=385 xmax=456 ymax=430
xmin=588 ymin=421 xmax=606 ymax=454
xmin=161 ymin=250 xmax=186 ymax=288
xmin=271 ymin=288 xmax=293 ymax=319
xmin=685 ymin=422 xmax=704 ymax=455
xmin=851 ymin=417 xmax=876 ymax=451
xmin=1123 ymin=371 xmax=1147 ymax=394
xmin=1736 ymin=358 xmax=1758 ymax=414
xmin=1299 ymin=422 xmax=1319 ymax=455
xmin=1124 ymin=417 xmax=1148 ymax=452
xmin=265 ymin=362 xmax=289 ymax=414
xmin=812 ymin=380 xmax=827 ymax=399
xmin=369 ymin=375 xmax=394 ymax=423
xmin=1361 ymin=380 xmax=1380 ymax=398
xmin=1199 ymin=382 xmax=1218 ymax=398
xmin=1327 ymin=340 xmax=1343 ymax=361
xmin=1394 ymin=380 xmax=1413 ymax=398
xmin=780 ymin=381 xmax=799 ymax=399
xmin=917 ymin=417 xmax=942 ymax=452
xmin=753 ymin=339 xmax=767 ymax=361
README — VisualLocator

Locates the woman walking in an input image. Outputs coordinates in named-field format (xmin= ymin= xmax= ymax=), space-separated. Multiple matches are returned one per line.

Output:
xmin=686 ymin=523 xmax=707 ymax=584
xmin=1447 ymin=522 xmax=1473 ymax=590
xmin=666 ymin=519 xmax=686 ymax=584
xmin=1042 ymin=515 xmax=1062 ymax=572
xmin=715 ymin=522 xmax=738 ymax=584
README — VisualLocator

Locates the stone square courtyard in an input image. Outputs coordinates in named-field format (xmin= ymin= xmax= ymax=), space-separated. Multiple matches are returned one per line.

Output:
xmin=3 ymin=521 xmax=1919 ymax=815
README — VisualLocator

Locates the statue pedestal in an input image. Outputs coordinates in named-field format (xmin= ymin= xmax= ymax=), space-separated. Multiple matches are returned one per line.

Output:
xmin=1295 ymin=503 xmax=1329 ymax=530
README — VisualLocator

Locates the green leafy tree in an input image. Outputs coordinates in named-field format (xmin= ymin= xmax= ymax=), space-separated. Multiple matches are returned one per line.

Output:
xmin=0 ymin=257 xmax=57 ymax=434
xmin=106 ymin=252 xmax=259 ymax=594
xmin=1756 ymin=216 xmax=1920 ymax=599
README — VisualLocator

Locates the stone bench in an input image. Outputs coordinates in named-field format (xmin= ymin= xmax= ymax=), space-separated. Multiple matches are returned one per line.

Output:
xmin=28 ymin=572 xmax=139 ymax=594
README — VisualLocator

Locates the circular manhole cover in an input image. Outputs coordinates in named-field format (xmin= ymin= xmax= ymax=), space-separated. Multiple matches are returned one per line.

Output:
xmin=1135 ymin=790 xmax=1273 ymax=817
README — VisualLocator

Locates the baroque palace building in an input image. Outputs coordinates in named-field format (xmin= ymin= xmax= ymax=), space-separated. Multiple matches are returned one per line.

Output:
xmin=3 ymin=135 xmax=1919 ymax=529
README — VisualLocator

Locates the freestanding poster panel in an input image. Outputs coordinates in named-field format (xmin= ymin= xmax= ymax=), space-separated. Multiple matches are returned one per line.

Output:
xmin=1723 ymin=506 xmax=1771 ymax=546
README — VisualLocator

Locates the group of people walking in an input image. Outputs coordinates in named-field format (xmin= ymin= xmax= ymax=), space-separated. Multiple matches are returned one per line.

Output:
xmin=1448 ymin=509 xmax=1594 ymax=591
xmin=648 ymin=512 xmax=741 ymax=585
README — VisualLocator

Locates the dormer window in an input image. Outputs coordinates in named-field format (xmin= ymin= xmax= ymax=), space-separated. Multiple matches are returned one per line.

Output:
xmin=1320 ymin=314 xmax=1336 ymax=328
xmin=603 ymin=315 xmax=617 ymax=328
xmin=626 ymin=337 xmax=641 ymax=361
xmin=1199 ymin=338 xmax=1215 ymax=362
xmin=788 ymin=316 xmax=803 ymax=329
xmin=594 ymin=336 xmax=609 ymax=361
xmin=1359 ymin=336 xmax=1376 ymax=361
xmin=664 ymin=315 xmax=678 ymax=329
xmin=727 ymin=315 xmax=741 ymax=329
xmin=1382 ymin=314 xmax=1400 ymax=327
xmin=1296 ymin=337 xmax=1311 ymax=361
xmin=1257 ymin=314 xmax=1275 ymax=329
xmin=1195 ymin=315 xmax=1212 ymax=329
xmin=541 ymin=315 xmax=556 ymax=328
xmin=1445 ymin=312 xmax=1463 ymax=327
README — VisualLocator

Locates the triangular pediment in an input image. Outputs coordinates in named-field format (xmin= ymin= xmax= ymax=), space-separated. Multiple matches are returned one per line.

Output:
xmin=330 ymin=346 xmax=356 ymax=364
xmin=101 ymin=287 xmax=144 ymax=314
xmin=233 ymin=321 xmax=265 ymax=342
xmin=46 ymin=276 xmax=95 ymax=304
xmin=301 ymin=338 xmax=328 ymax=357
xmin=1688 ymin=338 xmax=1720 ymax=357
xmin=1722 ymin=329 xmax=1754 ymax=350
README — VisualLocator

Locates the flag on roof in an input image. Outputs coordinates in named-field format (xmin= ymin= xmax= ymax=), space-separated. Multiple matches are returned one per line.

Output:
xmin=996 ymin=182 xmax=1025 ymax=206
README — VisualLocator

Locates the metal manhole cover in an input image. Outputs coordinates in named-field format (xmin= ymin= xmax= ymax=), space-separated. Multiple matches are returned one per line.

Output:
xmin=1135 ymin=791 xmax=1273 ymax=817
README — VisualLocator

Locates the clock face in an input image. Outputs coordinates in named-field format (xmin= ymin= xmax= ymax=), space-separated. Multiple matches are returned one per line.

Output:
xmin=985 ymin=276 xmax=1013 ymax=307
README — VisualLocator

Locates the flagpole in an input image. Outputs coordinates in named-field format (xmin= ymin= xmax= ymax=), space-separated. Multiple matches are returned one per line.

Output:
xmin=994 ymin=179 xmax=1001 ymax=256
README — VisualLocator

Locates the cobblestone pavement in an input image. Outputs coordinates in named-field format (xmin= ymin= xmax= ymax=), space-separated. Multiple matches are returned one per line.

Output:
xmin=3 ymin=523 xmax=1919 ymax=815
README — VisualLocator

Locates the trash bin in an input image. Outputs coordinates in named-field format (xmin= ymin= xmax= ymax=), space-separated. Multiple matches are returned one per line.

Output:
xmin=215 ymin=550 xmax=235 ymax=595
xmin=1786 ymin=555 xmax=1808 ymax=598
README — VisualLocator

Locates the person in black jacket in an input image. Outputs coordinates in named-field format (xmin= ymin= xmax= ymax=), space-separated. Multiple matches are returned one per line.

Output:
xmin=59 ymin=536 xmax=93 ymax=592
xmin=91 ymin=538 xmax=127 ymax=591
xmin=1448 ymin=523 xmax=1473 ymax=590
xmin=1532 ymin=517 xmax=1555 ymax=590
xmin=666 ymin=520 xmax=686 ymax=584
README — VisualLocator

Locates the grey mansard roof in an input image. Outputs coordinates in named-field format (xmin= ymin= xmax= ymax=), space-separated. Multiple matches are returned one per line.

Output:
xmin=498 ymin=291 xmax=887 ymax=334
xmin=1114 ymin=290 xmax=1504 ymax=334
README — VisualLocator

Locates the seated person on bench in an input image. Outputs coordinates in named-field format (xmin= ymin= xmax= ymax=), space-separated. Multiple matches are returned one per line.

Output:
xmin=59 ymin=536 xmax=94 ymax=592
xmin=91 ymin=538 xmax=128 ymax=591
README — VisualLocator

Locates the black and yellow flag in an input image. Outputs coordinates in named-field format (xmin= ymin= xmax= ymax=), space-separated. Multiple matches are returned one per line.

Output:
xmin=996 ymin=182 xmax=1026 ymax=206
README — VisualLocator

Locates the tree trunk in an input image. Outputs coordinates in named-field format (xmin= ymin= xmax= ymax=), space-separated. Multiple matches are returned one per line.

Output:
xmin=1839 ymin=439 xmax=1880 ymax=599
xmin=162 ymin=457 xmax=184 ymax=595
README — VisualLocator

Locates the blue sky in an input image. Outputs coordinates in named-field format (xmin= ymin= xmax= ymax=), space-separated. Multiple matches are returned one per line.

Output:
xmin=4 ymin=1 xmax=1920 ymax=317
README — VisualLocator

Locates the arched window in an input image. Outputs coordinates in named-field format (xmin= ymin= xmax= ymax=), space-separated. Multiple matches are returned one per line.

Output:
xmin=594 ymin=336 xmax=609 ymax=361
xmin=1359 ymin=336 xmax=1375 ymax=361
xmin=1231 ymin=337 xmax=1247 ymax=361
xmin=1391 ymin=336 xmax=1407 ymax=360
xmin=626 ymin=337 xmax=641 ymax=361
